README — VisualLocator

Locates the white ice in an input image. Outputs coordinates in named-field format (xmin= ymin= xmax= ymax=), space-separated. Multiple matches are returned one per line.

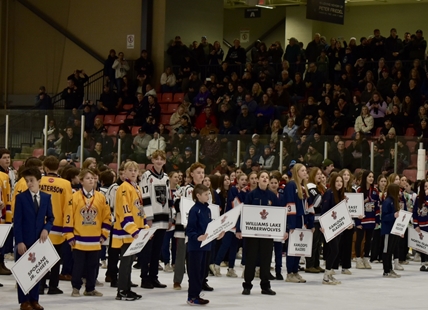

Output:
xmin=0 ymin=258 xmax=426 ymax=310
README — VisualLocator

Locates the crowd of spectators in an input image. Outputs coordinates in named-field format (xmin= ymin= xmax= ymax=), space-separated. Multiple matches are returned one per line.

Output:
xmin=37 ymin=27 xmax=428 ymax=178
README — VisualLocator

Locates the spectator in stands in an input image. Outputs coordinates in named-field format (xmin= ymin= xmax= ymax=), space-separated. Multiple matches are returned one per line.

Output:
xmin=347 ymin=95 xmax=363 ymax=125
xmin=282 ymin=118 xmax=298 ymax=141
xmin=371 ymin=29 xmax=386 ymax=61
xmin=410 ymin=29 xmax=427 ymax=60
xmin=225 ymin=39 xmax=246 ymax=65
xmin=142 ymin=95 xmax=161 ymax=124
xmin=195 ymin=106 xmax=217 ymax=130
xmin=98 ymin=128 xmax=114 ymax=162
xmin=385 ymin=28 xmax=403 ymax=61
xmin=59 ymin=127 xmax=79 ymax=160
xmin=303 ymin=96 xmax=318 ymax=122
xmin=112 ymin=52 xmax=130 ymax=96
xmin=131 ymin=127 xmax=151 ymax=162
xmin=306 ymin=33 xmax=324 ymax=63
xmin=245 ymin=134 xmax=264 ymax=158
xmin=116 ymin=129 xmax=133 ymax=162
xmin=330 ymin=140 xmax=352 ymax=170
xmin=193 ymin=85 xmax=211 ymax=114
xmin=236 ymin=104 xmax=256 ymax=137
xmin=146 ymin=131 xmax=166 ymax=160
xmin=415 ymin=106 xmax=427 ymax=129
xmin=244 ymin=145 xmax=259 ymax=164
xmin=284 ymin=37 xmax=300 ymax=65
xmin=255 ymin=94 xmax=275 ymax=133
xmin=381 ymin=147 xmax=405 ymax=175
xmin=158 ymin=123 xmax=170 ymax=143
xmin=366 ymin=91 xmax=387 ymax=128
xmin=240 ymin=93 xmax=256 ymax=114
xmin=62 ymin=79 xmax=82 ymax=110
xmin=200 ymin=119 xmax=219 ymax=138
xmin=98 ymin=85 xmax=121 ymax=115
xmin=104 ymin=49 xmax=117 ymax=89
xmin=170 ymin=105 xmax=189 ymax=131
xmin=167 ymin=36 xmax=189 ymax=67
xmin=361 ymin=81 xmax=376 ymax=104
xmin=305 ymin=63 xmax=323 ymax=100
xmin=185 ymin=71 xmax=202 ymax=102
xmin=408 ymin=79 xmax=421 ymax=113
xmin=129 ymin=93 xmax=145 ymax=125
xmin=181 ymin=147 xmax=195 ymax=172
xmin=175 ymin=115 xmax=192 ymax=134
xmin=160 ymin=67 xmax=177 ymax=93
xmin=195 ymin=36 xmax=213 ymax=66
xmin=330 ymin=108 xmax=347 ymax=135
xmin=217 ymin=102 xmax=233 ymax=126
xmin=272 ymin=81 xmax=291 ymax=113
xmin=36 ymin=86 xmax=52 ymax=110
xmin=389 ymin=104 xmax=406 ymax=135
xmin=141 ymin=115 xmax=158 ymax=135
xmin=297 ymin=117 xmax=314 ymax=138
xmin=71 ymin=131 xmax=93 ymax=161
xmin=80 ymin=100 xmax=98 ymax=132
xmin=377 ymin=69 xmax=394 ymax=99
xmin=166 ymin=147 xmax=182 ymax=171
xmin=46 ymin=128 xmax=62 ymax=157
xmin=68 ymin=69 xmax=88 ymax=99
xmin=208 ymin=41 xmax=224 ymax=66
xmin=218 ymin=119 xmax=238 ymax=162
xmin=90 ymin=141 xmax=107 ymax=164
xmin=354 ymin=105 xmax=374 ymax=135
xmin=417 ymin=118 xmax=428 ymax=149
xmin=359 ymin=70 xmax=375 ymax=93
xmin=348 ymin=131 xmax=370 ymax=170
xmin=258 ymin=145 xmax=275 ymax=171
xmin=200 ymin=131 xmax=221 ymax=168
xmin=302 ymin=143 xmax=323 ymax=167
xmin=134 ymin=49 xmax=154 ymax=80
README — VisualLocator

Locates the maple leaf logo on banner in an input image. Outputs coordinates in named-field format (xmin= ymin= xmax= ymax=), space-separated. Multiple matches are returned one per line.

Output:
xmin=260 ymin=209 xmax=269 ymax=220
xmin=419 ymin=232 xmax=424 ymax=240
xmin=221 ymin=216 xmax=227 ymax=224
xmin=28 ymin=252 xmax=36 ymax=264
xmin=331 ymin=211 xmax=337 ymax=220
xmin=402 ymin=214 xmax=406 ymax=222
xmin=299 ymin=232 xmax=304 ymax=241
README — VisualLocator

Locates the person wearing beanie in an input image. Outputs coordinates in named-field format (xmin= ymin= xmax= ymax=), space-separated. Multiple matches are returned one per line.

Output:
xmin=322 ymin=159 xmax=334 ymax=178
xmin=258 ymin=145 xmax=275 ymax=171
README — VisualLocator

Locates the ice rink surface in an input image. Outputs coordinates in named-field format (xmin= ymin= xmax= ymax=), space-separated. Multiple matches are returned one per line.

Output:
xmin=1 ymin=258 xmax=426 ymax=310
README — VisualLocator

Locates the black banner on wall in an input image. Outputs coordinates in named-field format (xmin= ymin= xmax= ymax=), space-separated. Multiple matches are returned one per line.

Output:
xmin=306 ymin=0 xmax=345 ymax=25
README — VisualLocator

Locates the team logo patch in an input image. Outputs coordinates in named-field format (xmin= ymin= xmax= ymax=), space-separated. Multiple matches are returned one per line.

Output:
xmin=28 ymin=252 xmax=36 ymax=263
xmin=154 ymin=185 xmax=167 ymax=206
xmin=260 ymin=209 xmax=269 ymax=220
xmin=80 ymin=207 xmax=98 ymax=225
xmin=48 ymin=178 xmax=54 ymax=183
xmin=135 ymin=199 xmax=145 ymax=217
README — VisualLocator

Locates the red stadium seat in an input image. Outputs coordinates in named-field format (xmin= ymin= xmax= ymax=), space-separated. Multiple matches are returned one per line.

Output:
xmin=12 ymin=160 xmax=23 ymax=170
xmin=160 ymin=114 xmax=170 ymax=125
xmin=131 ymin=126 xmax=141 ymax=136
xmin=32 ymin=148 xmax=44 ymax=158
xmin=161 ymin=93 xmax=173 ymax=103
xmin=409 ymin=154 xmax=418 ymax=168
xmin=138 ymin=164 xmax=146 ymax=171
xmin=173 ymin=93 xmax=184 ymax=102
xmin=373 ymin=127 xmax=382 ymax=138
xmin=405 ymin=127 xmax=416 ymax=139
xmin=96 ymin=115 xmax=104 ymax=122
xmin=107 ymin=125 xmax=119 ymax=136
xmin=167 ymin=103 xmax=179 ymax=114
xmin=113 ymin=115 xmax=127 ymax=125
xmin=344 ymin=127 xmax=355 ymax=139
xmin=403 ymin=169 xmax=417 ymax=182
xmin=146 ymin=164 xmax=153 ymax=171
xmin=344 ymin=140 xmax=353 ymax=148
xmin=406 ymin=140 xmax=418 ymax=153
xmin=104 ymin=115 xmax=115 ymax=125
xmin=122 ymin=104 xmax=133 ymax=111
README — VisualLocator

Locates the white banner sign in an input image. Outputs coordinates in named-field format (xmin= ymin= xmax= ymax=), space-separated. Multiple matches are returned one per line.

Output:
xmin=201 ymin=204 xmax=242 ymax=247
xmin=391 ymin=210 xmax=412 ymax=237
xmin=319 ymin=200 xmax=353 ymax=243
xmin=408 ymin=228 xmax=428 ymax=255
xmin=11 ymin=238 xmax=60 ymax=295
xmin=240 ymin=205 xmax=286 ymax=239
xmin=127 ymin=34 xmax=135 ymax=49
xmin=123 ymin=227 xmax=158 ymax=257
xmin=287 ymin=228 xmax=313 ymax=257
xmin=180 ymin=198 xmax=220 ymax=227
xmin=0 ymin=224 xmax=12 ymax=247
xmin=345 ymin=193 xmax=364 ymax=218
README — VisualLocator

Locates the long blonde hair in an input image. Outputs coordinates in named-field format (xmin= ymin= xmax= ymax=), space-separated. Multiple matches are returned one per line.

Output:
xmin=292 ymin=163 xmax=308 ymax=199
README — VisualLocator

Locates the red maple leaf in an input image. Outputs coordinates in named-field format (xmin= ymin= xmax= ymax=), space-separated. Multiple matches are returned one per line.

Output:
xmin=299 ymin=232 xmax=304 ymax=241
xmin=28 ymin=252 xmax=36 ymax=264
xmin=260 ymin=209 xmax=269 ymax=220
xmin=419 ymin=233 xmax=424 ymax=240
xmin=331 ymin=211 xmax=337 ymax=220
xmin=221 ymin=216 xmax=227 ymax=224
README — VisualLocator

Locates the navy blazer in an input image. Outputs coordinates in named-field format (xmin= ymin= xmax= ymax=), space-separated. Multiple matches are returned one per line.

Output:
xmin=14 ymin=190 xmax=54 ymax=247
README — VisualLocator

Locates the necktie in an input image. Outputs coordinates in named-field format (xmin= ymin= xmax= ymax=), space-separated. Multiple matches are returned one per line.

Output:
xmin=34 ymin=194 xmax=39 ymax=213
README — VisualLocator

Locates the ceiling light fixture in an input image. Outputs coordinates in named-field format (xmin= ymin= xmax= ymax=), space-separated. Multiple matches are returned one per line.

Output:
xmin=256 ymin=4 xmax=274 ymax=9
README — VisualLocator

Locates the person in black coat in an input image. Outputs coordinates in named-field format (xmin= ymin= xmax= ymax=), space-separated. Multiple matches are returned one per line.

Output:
xmin=104 ymin=49 xmax=117 ymax=88
xmin=225 ymin=39 xmax=246 ymax=65
xmin=134 ymin=50 xmax=154 ymax=80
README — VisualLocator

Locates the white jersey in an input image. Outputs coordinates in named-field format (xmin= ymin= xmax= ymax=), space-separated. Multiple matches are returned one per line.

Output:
xmin=139 ymin=168 xmax=171 ymax=229
xmin=174 ymin=183 xmax=212 ymax=238
xmin=105 ymin=182 xmax=119 ymax=223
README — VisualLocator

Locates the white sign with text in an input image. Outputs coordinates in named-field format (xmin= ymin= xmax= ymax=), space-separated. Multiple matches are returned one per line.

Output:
xmin=287 ymin=228 xmax=313 ymax=257
xmin=319 ymin=200 xmax=353 ymax=243
xmin=240 ymin=205 xmax=286 ymax=239
xmin=123 ymin=227 xmax=158 ymax=257
xmin=345 ymin=193 xmax=364 ymax=218
xmin=391 ymin=210 xmax=412 ymax=237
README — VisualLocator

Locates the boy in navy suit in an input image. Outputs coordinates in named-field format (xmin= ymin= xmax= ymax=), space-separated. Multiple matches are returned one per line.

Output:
xmin=14 ymin=167 xmax=54 ymax=310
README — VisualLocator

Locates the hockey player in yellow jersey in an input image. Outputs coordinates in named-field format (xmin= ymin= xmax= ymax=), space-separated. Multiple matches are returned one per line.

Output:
xmin=113 ymin=161 xmax=148 ymax=301
xmin=64 ymin=169 xmax=111 ymax=298
xmin=0 ymin=148 xmax=12 ymax=277
xmin=39 ymin=156 xmax=73 ymax=295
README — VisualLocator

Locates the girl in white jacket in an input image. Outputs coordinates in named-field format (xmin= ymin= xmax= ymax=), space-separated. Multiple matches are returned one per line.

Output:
xmin=354 ymin=106 xmax=374 ymax=135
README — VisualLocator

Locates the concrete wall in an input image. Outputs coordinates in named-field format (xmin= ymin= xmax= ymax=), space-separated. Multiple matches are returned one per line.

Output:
xmin=4 ymin=0 xmax=142 ymax=102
